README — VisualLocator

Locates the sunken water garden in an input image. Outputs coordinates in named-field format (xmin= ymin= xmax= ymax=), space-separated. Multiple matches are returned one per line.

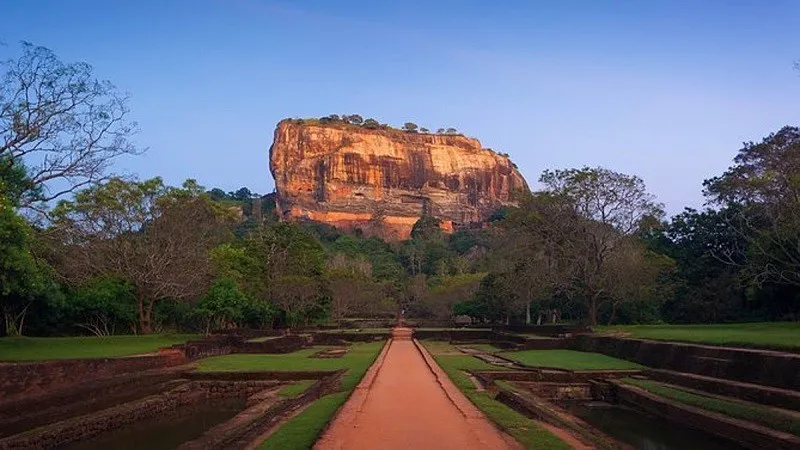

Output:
xmin=1 ymin=323 xmax=799 ymax=449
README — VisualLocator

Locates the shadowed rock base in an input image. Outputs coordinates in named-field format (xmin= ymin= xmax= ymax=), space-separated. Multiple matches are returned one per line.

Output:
xmin=314 ymin=329 xmax=520 ymax=450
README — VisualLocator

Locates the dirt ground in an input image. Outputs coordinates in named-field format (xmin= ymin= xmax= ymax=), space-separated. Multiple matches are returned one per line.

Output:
xmin=314 ymin=329 xmax=521 ymax=450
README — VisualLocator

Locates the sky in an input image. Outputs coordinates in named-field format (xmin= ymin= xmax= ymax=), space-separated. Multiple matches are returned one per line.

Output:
xmin=2 ymin=0 xmax=799 ymax=216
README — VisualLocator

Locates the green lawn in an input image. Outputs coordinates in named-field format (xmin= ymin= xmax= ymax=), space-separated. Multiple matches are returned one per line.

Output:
xmin=501 ymin=349 xmax=642 ymax=370
xmin=278 ymin=380 xmax=316 ymax=398
xmin=622 ymin=378 xmax=800 ymax=437
xmin=424 ymin=341 xmax=570 ymax=450
xmin=209 ymin=341 xmax=385 ymax=450
xmin=464 ymin=343 xmax=504 ymax=352
xmin=0 ymin=334 xmax=198 ymax=361
xmin=259 ymin=392 xmax=350 ymax=450
xmin=596 ymin=322 xmax=800 ymax=350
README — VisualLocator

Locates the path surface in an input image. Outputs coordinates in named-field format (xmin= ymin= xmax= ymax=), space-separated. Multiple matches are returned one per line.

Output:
xmin=314 ymin=329 xmax=521 ymax=450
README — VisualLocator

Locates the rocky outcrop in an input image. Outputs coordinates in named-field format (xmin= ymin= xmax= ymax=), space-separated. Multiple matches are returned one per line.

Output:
xmin=269 ymin=119 xmax=528 ymax=240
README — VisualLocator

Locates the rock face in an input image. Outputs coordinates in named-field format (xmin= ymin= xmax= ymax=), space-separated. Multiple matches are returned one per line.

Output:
xmin=269 ymin=119 xmax=528 ymax=240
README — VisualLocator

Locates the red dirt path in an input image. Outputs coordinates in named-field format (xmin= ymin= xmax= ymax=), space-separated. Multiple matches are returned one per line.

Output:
xmin=314 ymin=328 xmax=522 ymax=450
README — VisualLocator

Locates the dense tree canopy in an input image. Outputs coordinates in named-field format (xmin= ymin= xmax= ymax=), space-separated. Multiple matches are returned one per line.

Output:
xmin=1 ymin=43 xmax=799 ymax=336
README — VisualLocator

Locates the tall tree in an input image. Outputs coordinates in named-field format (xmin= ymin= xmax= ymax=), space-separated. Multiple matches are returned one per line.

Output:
xmin=47 ymin=178 xmax=231 ymax=333
xmin=704 ymin=127 xmax=800 ymax=287
xmin=535 ymin=167 xmax=665 ymax=325
xmin=1 ymin=42 xmax=140 ymax=208
xmin=0 ymin=188 xmax=45 ymax=335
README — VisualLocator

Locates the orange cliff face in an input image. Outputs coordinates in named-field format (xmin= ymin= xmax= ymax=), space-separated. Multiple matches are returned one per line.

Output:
xmin=268 ymin=119 xmax=528 ymax=240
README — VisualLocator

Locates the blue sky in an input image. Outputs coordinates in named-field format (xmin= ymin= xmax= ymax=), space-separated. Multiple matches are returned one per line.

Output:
xmin=2 ymin=0 xmax=799 ymax=215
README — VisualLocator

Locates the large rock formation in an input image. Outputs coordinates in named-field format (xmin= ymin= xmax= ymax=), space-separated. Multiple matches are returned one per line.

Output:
xmin=269 ymin=119 xmax=528 ymax=240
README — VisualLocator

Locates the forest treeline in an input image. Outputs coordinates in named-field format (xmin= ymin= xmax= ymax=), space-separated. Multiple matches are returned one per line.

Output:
xmin=1 ymin=43 xmax=799 ymax=336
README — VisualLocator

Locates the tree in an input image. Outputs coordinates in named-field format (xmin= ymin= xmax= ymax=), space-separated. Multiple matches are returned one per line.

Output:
xmin=420 ymin=128 xmax=429 ymax=133
xmin=363 ymin=118 xmax=380 ymax=129
xmin=495 ymin=168 xmax=665 ymax=326
xmin=0 ymin=42 xmax=140 ymax=208
xmin=540 ymin=167 xmax=664 ymax=234
xmin=704 ymin=127 xmax=800 ymax=287
xmin=0 ymin=189 xmax=44 ymax=335
xmin=67 ymin=277 xmax=137 ymax=336
xmin=272 ymin=275 xmax=321 ymax=326
xmin=326 ymin=253 xmax=382 ymax=320
xmin=349 ymin=114 xmax=364 ymax=125
xmin=539 ymin=168 xmax=665 ymax=325
xmin=445 ymin=127 xmax=458 ymax=134
xmin=195 ymin=278 xmax=248 ymax=334
xmin=47 ymin=178 xmax=231 ymax=333
xmin=241 ymin=223 xmax=326 ymax=326
xmin=402 ymin=122 xmax=419 ymax=133
xmin=437 ymin=128 xmax=445 ymax=134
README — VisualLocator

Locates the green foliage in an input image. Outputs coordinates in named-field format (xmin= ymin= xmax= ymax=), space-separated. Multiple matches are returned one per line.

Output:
xmin=66 ymin=277 xmax=137 ymax=336
xmin=0 ymin=191 xmax=45 ymax=336
xmin=194 ymin=278 xmax=249 ymax=333
xmin=402 ymin=122 xmax=418 ymax=132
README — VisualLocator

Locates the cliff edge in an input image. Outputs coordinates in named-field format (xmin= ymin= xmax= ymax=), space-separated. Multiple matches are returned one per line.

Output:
xmin=269 ymin=119 xmax=527 ymax=239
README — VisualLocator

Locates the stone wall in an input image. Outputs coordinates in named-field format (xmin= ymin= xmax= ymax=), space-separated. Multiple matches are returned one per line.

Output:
xmin=308 ymin=332 xmax=389 ymax=345
xmin=0 ymin=366 xmax=187 ymax=438
xmin=573 ymin=335 xmax=800 ymax=390
xmin=238 ymin=335 xmax=309 ymax=353
xmin=0 ymin=350 xmax=187 ymax=404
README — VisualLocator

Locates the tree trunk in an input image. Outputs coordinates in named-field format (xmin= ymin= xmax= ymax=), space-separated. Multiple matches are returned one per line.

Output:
xmin=588 ymin=296 xmax=598 ymax=326
xmin=137 ymin=297 xmax=154 ymax=334
xmin=525 ymin=302 xmax=531 ymax=325
xmin=607 ymin=302 xmax=619 ymax=326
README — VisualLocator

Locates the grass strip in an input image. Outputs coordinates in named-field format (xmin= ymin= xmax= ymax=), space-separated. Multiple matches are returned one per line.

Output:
xmin=0 ymin=334 xmax=198 ymax=361
xmin=278 ymin=380 xmax=316 ymax=398
xmin=596 ymin=322 xmax=800 ymax=351
xmin=622 ymin=378 xmax=800 ymax=437
xmin=424 ymin=342 xmax=571 ymax=450
xmin=237 ymin=341 xmax=385 ymax=449
xmin=501 ymin=349 xmax=642 ymax=370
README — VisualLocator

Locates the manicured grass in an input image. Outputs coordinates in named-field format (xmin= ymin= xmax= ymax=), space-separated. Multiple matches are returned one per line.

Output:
xmin=259 ymin=392 xmax=349 ymax=450
xmin=424 ymin=341 xmax=570 ymax=450
xmin=0 ymin=334 xmax=198 ymax=361
xmin=465 ymin=343 xmax=503 ymax=352
xmin=198 ymin=342 xmax=384 ymax=391
xmin=596 ymin=322 xmax=800 ymax=350
xmin=318 ymin=328 xmax=391 ymax=334
xmin=501 ymin=349 xmax=642 ymax=370
xmin=278 ymin=380 xmax=316 ymax=398
xmin=237 ymin=341 xmax=385 ymax=449
xmin=622 ymin=378 xmax=800 ymax=437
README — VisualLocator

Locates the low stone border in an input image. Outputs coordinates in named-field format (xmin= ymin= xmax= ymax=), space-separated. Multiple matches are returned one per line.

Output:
xmin=179 ymin=372 xmax=345 ymax=449
xmin=0 ymin=364 xmax=191 ymax=438
xmin=495 ymin=388 xmax=625 ymax=450
xmin=0 ymin=382 xmax=203 ymax=450
xmin=573 ymin=335 xmax=800 ymax=390
xmin=644 ymin=368 xmax=800 ymax=412
xmin=185 ymin=370 xmax=343 ymax=382
xmin=612 ymin=380 xmax=800 ymax=450
xmin=0 ymin=350 xmax=187 ymax=404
